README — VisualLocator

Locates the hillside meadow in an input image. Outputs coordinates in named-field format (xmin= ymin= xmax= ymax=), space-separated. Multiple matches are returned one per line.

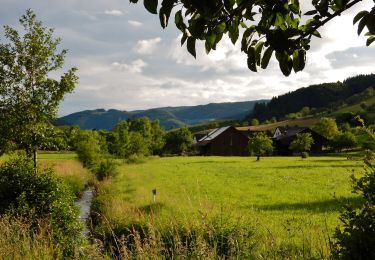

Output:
xmin=93 ymin=155 xmax=364 ymax=258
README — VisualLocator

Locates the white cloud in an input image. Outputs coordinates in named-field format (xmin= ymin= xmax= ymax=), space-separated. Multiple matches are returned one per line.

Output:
xmin=104 ymin=9 xmax=123 ymax=16
xmin=128 ymin=20 xmax=143 ymax=28
xmin=111 ymin=59 xmax=147 ymax=74
xmin=168 ymin=35 xmax=247 ymax=72
xmin=134 ymin=37 xmax=162 ymax=55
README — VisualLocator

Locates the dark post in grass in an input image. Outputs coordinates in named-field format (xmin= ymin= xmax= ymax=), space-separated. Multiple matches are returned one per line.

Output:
xmin=152 ymin=188 xmax=156 ymax=203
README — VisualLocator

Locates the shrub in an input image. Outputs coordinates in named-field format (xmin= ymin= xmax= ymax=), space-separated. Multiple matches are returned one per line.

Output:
xmin=301 ymin=152 xmax=309 ymax=158
xmin=332 ymin=165 xmax=375 ymax=259
xmin=75 ymin=131 xmax=102 ymax=167
xmin=126 ymin=154 xmax=146 ymax=164
xmin=330 ymin=132 xmax=357 ymax=152
xmin=0 ymin=156 xmax=83 ymax=256
xmin=94 ymin=158 xmax=118 ymax=180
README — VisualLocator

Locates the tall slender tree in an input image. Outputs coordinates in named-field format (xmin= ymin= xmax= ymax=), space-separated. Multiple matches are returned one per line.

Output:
xmin=0 ymin=10 xmax=77 ymax=169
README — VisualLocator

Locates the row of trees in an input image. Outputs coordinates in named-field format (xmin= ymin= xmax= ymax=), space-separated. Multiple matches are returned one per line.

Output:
xmin=312 ymin=117 xmax=358 ymax=151
xmin=65 ymin=118 xmax=194 ymax=166
xmin=248 ymin=132 xmax=315 ymax=160
xmin=247 ymin=117 xmax=368 ymax=160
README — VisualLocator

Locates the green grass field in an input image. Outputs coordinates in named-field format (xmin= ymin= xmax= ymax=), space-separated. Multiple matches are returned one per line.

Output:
xmin=94 ymin=156 xmax=364 ymax=257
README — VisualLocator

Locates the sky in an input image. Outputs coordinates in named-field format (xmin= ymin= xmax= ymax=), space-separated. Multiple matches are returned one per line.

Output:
xmin=0 ymin=0 xmax=374 ymax=116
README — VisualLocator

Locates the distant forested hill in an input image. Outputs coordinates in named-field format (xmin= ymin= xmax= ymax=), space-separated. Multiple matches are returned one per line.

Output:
xmin=249 ymin=74 xmax=375 ymax=121
xmin=56 ymin=100 xmax=267 ymax=130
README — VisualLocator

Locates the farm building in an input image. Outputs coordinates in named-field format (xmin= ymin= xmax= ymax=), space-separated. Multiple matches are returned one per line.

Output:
xmin=273 ymin=127 xmax=328 ymax=155
xmin=194 ymin=126 xmax=250 ymax=156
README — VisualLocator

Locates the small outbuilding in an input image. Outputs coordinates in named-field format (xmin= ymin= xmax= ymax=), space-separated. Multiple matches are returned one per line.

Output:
xmin=273 ymin=127 xmax=328 ymax=155
xmin=194 ymin=126 xmax=250 ymax=156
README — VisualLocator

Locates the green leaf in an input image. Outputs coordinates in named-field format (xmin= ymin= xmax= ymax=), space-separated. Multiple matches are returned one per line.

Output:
xmin=144 ymin=0 xmax=158 ymax=14
xmin=224 ymin=0 xmax=236 ymax=10
xmin=187 ymin=37 xmax=196 ymax=58
xmin=175 ymin=10 xmax=185 ymax=30
xmin=261 ymin=47 xmax=273 ymax=69
xmin=181 ymin=33 xmax=188 ymax=46
xmin=304 ymin=10 xmax=318 ymax=16
xmin=274 ymin=13 xmax=285 ymax=27
xmin=334 ymin=0 xmax=345 ymax=9
xmin=255 ymin=41 xmax=264 ymax=66
xmin=205 ymin=40 xmax=211 ymax=54
xmin=228 ymin=20 xmax=239 ymax=44
xmin=240 ymin=21 xmax=247 ymax=28
xmin=241 ymin=26 xmax=255 ymax=52
xmin=289 ymin=0 xmax=300 ymax=14
xmin=215 ymin=22 xmax=226 ymax=34
xmin=247 ymin=47 xmax=257 ymax=72
xmin=159 ymin=0 xmax=174 ymax=28
xmin=159 ymin=9 xmax=168 ymax=28
xmin=358 ymin=15 xmax=369 ymax=35
xmin=276 ymin=51 xmax=292 ymax=76
xmin=206 ymin=33 xmax=216 ymax=48
xmin=366 ymin=15 xmax=375 ymax=34
xmin=366 ymin=36 xmax=375 ymax=46
xmin=292 ymin=49 xmax=305 ymax=72
xmin=312 ymin=30 xmax=321 ymax=38
xmin=353 ymin=11 xmax=369 ymax=25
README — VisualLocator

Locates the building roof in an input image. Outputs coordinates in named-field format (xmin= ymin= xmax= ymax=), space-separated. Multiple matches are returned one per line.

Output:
xmin=274 ymin=127 xmax=307 ymax=140
xmin=198 ymin=126 xmax=231 ymax=142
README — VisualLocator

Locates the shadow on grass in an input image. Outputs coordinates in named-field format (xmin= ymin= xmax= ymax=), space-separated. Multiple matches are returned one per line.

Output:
xmin=308 ymin=159 xmax=348 ymax=163
xmin=186 ymin=160 xmax=239 ymax=164
xmin=138 ymin=202 xmax=165 ymax=214
xmin=248 ymin=164 xmax=361 ymax=170
xmin=254 ymin=197 xmax=363 ymax=213
xmin=121 ymin=184 xmax=136 ymax=202
xmin=276 ymin=164 xmax=360 ymax=169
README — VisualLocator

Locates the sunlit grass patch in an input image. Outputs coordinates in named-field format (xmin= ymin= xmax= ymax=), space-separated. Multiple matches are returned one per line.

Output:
xmin=40 ymin=158 xmax=93 ymax=196
xmin=38 ymin=151 xmax=77 ymax=160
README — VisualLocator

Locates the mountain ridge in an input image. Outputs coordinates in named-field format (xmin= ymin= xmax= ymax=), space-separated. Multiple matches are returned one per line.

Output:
xmin=56 ymin=100 xmax=268 ymax=130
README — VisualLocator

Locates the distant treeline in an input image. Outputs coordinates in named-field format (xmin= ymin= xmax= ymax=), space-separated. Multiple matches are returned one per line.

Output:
xmin=249 ymin=74 xmax=375 ymax=122
xmin=52 ymin=117 xmax=194 ymax=160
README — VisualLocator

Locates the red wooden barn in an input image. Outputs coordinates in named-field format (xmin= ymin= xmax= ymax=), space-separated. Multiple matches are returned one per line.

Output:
xmin=194 ymin=126 xmax=250 ymax=156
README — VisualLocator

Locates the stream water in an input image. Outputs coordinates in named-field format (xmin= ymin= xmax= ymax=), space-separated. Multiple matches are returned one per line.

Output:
xmin=76 ymin=186 xmax=94 ymax=237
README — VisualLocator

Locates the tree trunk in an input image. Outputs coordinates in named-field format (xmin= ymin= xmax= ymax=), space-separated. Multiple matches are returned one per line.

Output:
xmin=257 ymin=155 xmax=260 ymax=161
xmin=33 ymin=149 xmax=37 ymax=171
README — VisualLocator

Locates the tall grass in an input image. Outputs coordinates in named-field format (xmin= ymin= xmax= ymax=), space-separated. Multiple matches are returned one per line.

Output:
xmin=40 ymin=159 xmax=93 ymax=196
xmin=0 ymin=216 xmax=63 ymax=259
xmin=0 ymin=216 xmax=104 ymax=259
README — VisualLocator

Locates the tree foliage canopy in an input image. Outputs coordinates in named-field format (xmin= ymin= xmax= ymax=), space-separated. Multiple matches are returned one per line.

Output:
xmin=164 ymin=126 xmax=193 ymax=154
xmin=0 ymin=10 xmax=77 ymax=165
xmin=248 ymin=132 xmax=273 ymax=160
xmin=289 ymin=132 xmax=314 ymax=153
xmin=312 ymin=117 xmax=339 ymax=140
xmin=132 ymin=0 xmax=375 ymax=76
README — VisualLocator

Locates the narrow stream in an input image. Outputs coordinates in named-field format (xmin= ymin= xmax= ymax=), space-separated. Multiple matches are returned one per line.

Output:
xmin=76 ymin=186 xmax=94 ymax=237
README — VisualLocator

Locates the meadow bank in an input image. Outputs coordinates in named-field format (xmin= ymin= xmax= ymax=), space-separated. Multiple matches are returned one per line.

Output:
xmin=91 ymin=155 xmax=363 ymax=258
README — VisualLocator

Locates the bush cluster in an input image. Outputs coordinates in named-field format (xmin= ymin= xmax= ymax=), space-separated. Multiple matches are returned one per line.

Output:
xmin=332 ymin=165 xmax=375 ymax=259
xmin=0 ymin=156 xmax=83 ymax=256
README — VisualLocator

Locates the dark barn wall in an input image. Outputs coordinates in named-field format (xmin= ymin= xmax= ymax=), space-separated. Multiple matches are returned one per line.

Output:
xmin=205 ymin=128 xmax=249 ymax=156
xmin=274 ymin=129 xmax=327 ymax=155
